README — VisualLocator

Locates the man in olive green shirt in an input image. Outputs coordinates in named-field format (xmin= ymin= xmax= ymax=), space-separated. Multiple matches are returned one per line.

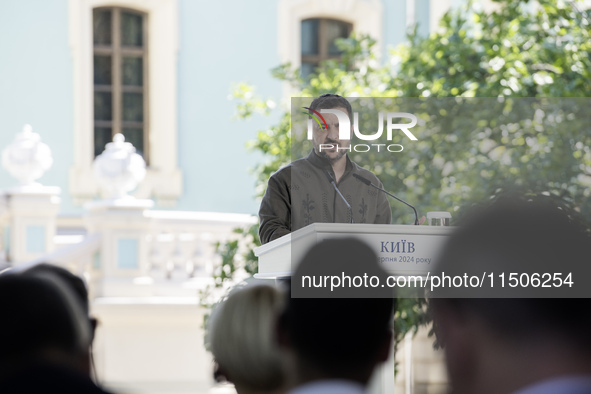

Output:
xmin=258 ymin=94 xmax=391 ymax=244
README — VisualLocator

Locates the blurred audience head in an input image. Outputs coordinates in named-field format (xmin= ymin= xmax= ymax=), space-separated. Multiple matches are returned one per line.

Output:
xmin=0 ymin=271 xmax=92 ymax=380
xmin=209 ymin=283 xmax=286 ymax=394
xmin=23 ymin=263 xmax=98 ymax=340
xmin=278 ymin=238 xmax=395 ymax=386
xmin=24 ymin=263 xmax=90 ymax=313
xmin=431 ymin=195 xmax=591 ymax=394
xmin=23 ymin=263 xmax=99 ymax=377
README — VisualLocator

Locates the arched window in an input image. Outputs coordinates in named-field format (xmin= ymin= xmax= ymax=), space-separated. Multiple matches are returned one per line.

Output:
xmin=301 ymin=18 xmax=352 ymax=78
xmin=93 ymin=7 xmax=148 ymax=161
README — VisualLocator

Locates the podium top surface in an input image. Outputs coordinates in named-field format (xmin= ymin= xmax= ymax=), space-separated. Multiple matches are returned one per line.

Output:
xmin=254 ymin=223 xmax=455 ymax=256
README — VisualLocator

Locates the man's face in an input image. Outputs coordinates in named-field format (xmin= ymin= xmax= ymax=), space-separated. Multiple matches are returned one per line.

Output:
xmin=312 ymin=106 xmax=352 ymax=162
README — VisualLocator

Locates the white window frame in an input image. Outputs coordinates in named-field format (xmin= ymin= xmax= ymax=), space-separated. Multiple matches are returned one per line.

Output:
xmin=278 ymin=0 xmax=383 ymax=93
xmin=69 ymin=0 xmax=182 ymax=206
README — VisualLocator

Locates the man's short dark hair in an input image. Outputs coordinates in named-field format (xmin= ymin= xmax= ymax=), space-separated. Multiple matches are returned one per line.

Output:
xmin=309 ymin=93 xmax=353 ymax=120
xmin=432 ymin=195 xmax=591 ymax=348
xmin=280 ymin=296 xmax=394 ymax=376
xmin=280 ymin=238 xmax=395 ymax=376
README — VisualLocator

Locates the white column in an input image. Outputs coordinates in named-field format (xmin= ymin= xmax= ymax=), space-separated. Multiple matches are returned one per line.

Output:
xmin=406 ymin=0 xmax=416 ymax=28
xmin=2 ymin=125 xmax=61 ymax=264
xmin=6 ymin=187 xmax=61 ymax=264
xmin=85 ymin=133 xmax=154 ymax=297
xmin=85 ymin=199 xmax=154 ymax=297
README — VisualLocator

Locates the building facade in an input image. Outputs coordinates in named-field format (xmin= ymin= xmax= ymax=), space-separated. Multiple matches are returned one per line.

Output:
xmin=0 ymin=0 xmax=462 ymax=216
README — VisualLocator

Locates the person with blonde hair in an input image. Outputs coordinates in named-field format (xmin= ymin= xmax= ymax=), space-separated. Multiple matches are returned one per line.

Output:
xmin=208 ymin=283 xmax=286 ymax=394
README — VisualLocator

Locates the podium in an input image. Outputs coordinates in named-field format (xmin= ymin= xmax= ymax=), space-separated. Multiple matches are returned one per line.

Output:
xmin=254 ymin=223 xmax=454 ymax=278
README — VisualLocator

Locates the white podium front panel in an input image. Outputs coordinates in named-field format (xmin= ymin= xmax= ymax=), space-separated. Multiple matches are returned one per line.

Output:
xmin=254 ymin=223 xmax=454 ymax=278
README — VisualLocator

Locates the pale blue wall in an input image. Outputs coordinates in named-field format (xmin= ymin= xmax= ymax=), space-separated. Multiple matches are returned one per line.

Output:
xmin=383 ymin=0 xmax=431 ymax=56
xmin=383 ymin=0 xmax=408 ymax=56
xmin=117 ymin=238 xmax=139 ymax=269
xmin=0 ymin=0 xmax=77 ymax=213
xmin=416 ymin=0 xmax=431 ymax=36
xmin=25 ymin=225 xmax=46 ymax=253
xmin=176 ymin=0 xmax=281 ymax=215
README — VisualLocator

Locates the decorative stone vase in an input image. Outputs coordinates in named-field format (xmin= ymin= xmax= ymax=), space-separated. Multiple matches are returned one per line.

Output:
xmin=2 ymin=124 xmax=53 ymax=187
xmin=93 ymin=133 xmax=146 ymax=199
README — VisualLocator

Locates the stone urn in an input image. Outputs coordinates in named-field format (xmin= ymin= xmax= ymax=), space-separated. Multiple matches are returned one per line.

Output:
xmin=93 ymin=133 xmax=146 ymax=199
xmin=2 ymin=124 xmax=53 ymax=188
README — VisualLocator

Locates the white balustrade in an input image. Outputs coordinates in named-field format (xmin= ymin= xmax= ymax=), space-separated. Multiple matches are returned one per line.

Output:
xmin=82 ymin=206 xmax=255 ymax=297
xmin=0 ymin=129 xmax=257 ymax=294
xmin=144 ymin=210 xmax=256 ymax=286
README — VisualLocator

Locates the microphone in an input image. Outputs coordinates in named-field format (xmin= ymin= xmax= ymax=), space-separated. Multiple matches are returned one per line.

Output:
xmin=324 ymin=170 xmax=354 ymax=224
xmin=352 ymin=173 xmax=420 ymax=225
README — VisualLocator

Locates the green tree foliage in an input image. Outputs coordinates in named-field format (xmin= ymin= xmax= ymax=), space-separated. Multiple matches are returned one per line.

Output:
xmin=211 ymin=0 xmax=591 ymax=348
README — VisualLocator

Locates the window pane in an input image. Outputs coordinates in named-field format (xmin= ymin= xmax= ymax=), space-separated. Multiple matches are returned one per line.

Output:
xmin=121 ymin=11 xmax=143 ymax=47
xmin=94 ymin=92 xmax=112 ymax=121
xmin=301 ymin=63 xmax=317 ymax=79
xmin=122 ymin=57 xmax=143 ymax=86
xmin=123 ymin=128 xmax=144 ymax=158
xmin=123 ymin=93 xmax=143 ymax=122
xmin=93 ymin=9 xmax=112 ymax=45
xmin=301 ymin=19 xmax=319 ymax=56
xmin=94 ymin=127 xmax=112 ymax=157
xmin=94 ymin=55 xmax=112 ymax=85
xmin=327 ymin=20 xmax=351 ymax=56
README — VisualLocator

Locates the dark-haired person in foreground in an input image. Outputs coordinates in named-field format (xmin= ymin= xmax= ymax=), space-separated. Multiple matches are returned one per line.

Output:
xmin=277 ymin=238 xmax=395 ymax=394
xmin=24 ymin=263 xmax=100 ymax=379
xmin=0 ymin=272 xmax=112 ymax=393
xmin=431 ymin=197 xmax=591 ymax=394
xmin=258 ymin=94 xmax=391 ymax=244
